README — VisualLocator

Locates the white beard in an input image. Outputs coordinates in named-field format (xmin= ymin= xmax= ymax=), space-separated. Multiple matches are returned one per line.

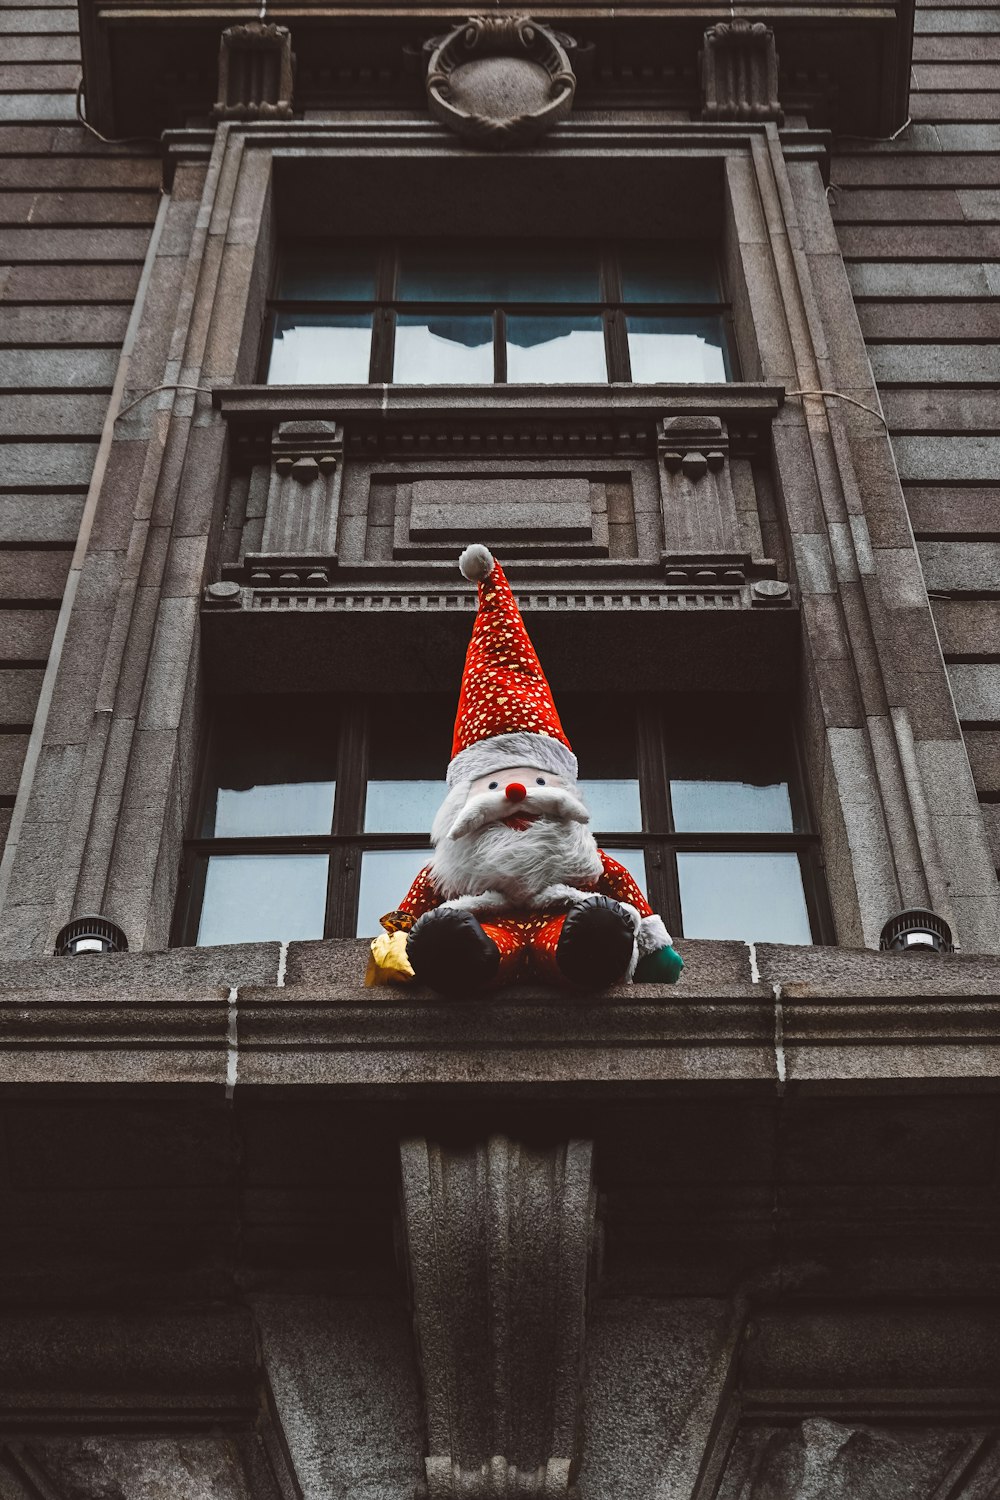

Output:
xmin=428 ymin=781 xmax=604 ymax=907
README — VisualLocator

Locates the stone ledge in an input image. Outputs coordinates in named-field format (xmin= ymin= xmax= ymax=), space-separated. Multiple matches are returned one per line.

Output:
xmin=0 ymin=938 xmax=997 ymax=1095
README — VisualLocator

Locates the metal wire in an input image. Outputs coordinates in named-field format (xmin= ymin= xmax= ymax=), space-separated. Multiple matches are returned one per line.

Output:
xmin=785 ymin=389 xmax=889 ymax=430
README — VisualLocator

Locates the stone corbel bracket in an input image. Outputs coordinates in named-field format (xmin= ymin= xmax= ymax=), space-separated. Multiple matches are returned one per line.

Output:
xmin=701 ymin=21 xmax=783 ymax=124
xmin=424 ymin=16 xmax=577 ymax=149
xmin=659 ymin=414 xmax=765 ymax=587
xmin=212 ymin=21 xmax=294 ymax=121
xmin=251 ymin=419 xmax=343 ymax=581
xmin=399 ymin=1135 xmax=598 ymax=1500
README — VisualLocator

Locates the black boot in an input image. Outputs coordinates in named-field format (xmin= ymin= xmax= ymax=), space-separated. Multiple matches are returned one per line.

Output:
xmin=556 ymin=896 xmax=636 ymax=989
xmin=407 ymin=906 xmax=501 ymax=997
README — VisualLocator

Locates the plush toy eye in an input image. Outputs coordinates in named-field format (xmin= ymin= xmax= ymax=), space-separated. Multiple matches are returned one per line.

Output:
xmin=536 ymin=777 xmax=546 ymax=785
xmin=488 ymin=781 xmax=498 ymax=790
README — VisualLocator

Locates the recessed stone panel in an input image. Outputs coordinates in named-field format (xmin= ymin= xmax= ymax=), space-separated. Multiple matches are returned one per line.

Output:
xmin=409 ymin=476 xmax=593 ymax=543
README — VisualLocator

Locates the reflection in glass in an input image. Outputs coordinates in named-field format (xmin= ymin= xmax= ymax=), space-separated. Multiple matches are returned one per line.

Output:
xmin=212 ymin=780 xmax=336 ymax=839
xmin=671 ymin=780 xmax=793 ymax=834
xmin=398 ymin=242 xmax=600 ymax=304
xmin=357 ymin=848 xmax=430 ymax=938
xmin=579 ymin=780 xmax=642 ymax=833
xmin=626 ymin=316 xmax=728 ymax=383
xmin=277 ymin=244 xmax=377 ymax=301
xmin=506 ymin=316 xmax=606 ymax=382
xmin=620 ymin=244 xmax=721 ymax=305
xmin=197 ymin=854 xmax=329 ymax=945
xmin=393 ymin=314 xmax=493 ymax=383
xmin=268 ymin=313 xmax=372 ymax=384
xmin=365 ymin=780 xmax=448 ymax=835
xmin=603 ymin=847 xmax=648 ymax=897
xmin=203 ymin=702 xmax=337 ymax=838
xmin=677 ymin=851 xmax=811 ymax=943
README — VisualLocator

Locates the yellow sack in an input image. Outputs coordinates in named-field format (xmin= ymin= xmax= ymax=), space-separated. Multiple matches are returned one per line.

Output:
xmin=365 ymin=929 xmax=416 ymax=987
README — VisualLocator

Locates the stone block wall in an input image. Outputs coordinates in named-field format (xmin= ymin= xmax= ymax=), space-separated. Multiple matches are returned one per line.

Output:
xmin=833 ymin=0 xmax=1000 ymax=877
xmin=0 ymin=0 xmax=158 ymax=855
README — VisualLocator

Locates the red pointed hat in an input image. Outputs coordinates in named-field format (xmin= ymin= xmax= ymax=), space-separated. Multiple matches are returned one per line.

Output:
xmin=447 ymin=544 xmax=578 ymax=787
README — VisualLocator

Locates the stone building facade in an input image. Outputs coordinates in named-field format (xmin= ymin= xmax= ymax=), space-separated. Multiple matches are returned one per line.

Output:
xmin=0 ymin=0 xmax=999 ymax=1495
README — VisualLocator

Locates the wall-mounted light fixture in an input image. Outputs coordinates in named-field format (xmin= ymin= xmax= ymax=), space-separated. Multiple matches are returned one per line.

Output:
xmin=879 ymin=908 xmax=954 ymax=955
xmin=55 ymin=915 xmax=129 ymax=956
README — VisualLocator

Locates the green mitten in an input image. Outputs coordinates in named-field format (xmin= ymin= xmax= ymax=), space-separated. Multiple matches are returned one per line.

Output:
xmin=634 ymin=945 xmax=684 ymax=985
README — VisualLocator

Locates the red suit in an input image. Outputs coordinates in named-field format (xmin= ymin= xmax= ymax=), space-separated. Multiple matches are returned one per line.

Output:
xmin=381 ymin=851 xmax=652 ymax=985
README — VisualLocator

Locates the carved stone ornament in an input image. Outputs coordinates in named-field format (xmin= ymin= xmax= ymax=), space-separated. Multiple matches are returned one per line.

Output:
xmin=425 ymin=16 xmax=576 ymax=149
xmin=701 ymin=21 xmax=783 ymax=124
xmin=212 ymin=21 xmax=294 ymax=121
xmin=399 ymin=1135 xmax=597 ymax=1499
xmin=259 ymin=418 xmax=343 ymax=564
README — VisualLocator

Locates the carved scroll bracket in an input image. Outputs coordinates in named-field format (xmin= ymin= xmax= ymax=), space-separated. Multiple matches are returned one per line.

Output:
xmin=399 ymin=1135 xmax=598 ymax=1500
xmin=212 ymin=21 xmax=294 ymax=121
xmin=701 ymin=21 xmax=783 ymax=124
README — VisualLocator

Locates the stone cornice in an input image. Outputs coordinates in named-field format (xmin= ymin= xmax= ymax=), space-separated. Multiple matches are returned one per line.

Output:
xmin=81 ymin=1 xmax=912 ymax=140
xmin=1 ymin=939 xmax=998 ymax=1097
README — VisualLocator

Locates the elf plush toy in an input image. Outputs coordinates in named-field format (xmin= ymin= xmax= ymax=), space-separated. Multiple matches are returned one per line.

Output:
xmin=370 ymin=544 xmax=683 ymax=995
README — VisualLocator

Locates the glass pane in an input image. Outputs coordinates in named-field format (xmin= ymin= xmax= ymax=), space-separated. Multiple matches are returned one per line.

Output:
xmin=203 ymin=700 xmax=337 ymax=838
xmin=603 ymin=846 xmax=648 ymax=898
xmin=667 ymin=704 xmax=796 ymax=833
xmin=365 ymin=695 xmax=454 ymax=833
xmin=560 ymin=695 xmax=641 ymax=832
xmin=579 ymin=781 xmax=642 ymax=832
xmin=506 ymin=316 xmax=606 ymax=383
xmin=197 ymin=854 xmax=329 ymax=945
xmin=671 ymin=780 xmax=793 ymax=834
xmin=677 ymin=852 xmax=812 ymax=943
xmin=268 ymin=312 xmax=372 ymax=384
xmin=393 ymin=314 xmax=493 ymax=383
xmin=357 ymin=848 xmax=430 ymax=938
xmin=365 ymin=781 xmax=448 ymax=835
xmin=620 ymin=243 xmax=721 ymax=304
xmin=626 ymin=315 xmax=729 ymax=383
xmin=398 ymin=242 xmax=600 ymax=304
xmin=277 ymin=243 xmax=377 ymax=301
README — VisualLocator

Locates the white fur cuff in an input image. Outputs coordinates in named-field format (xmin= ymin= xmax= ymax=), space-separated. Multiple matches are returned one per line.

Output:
xmin=439 ymin=891 xmax=508 ymax=915
xmin=638 ymin=913 xmax=672 ymax=953
xmin=531 ymin=884 xmax=597 ymax=911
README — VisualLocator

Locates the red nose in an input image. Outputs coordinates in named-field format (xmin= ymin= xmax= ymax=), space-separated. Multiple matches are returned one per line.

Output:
xmin=505 ymin=782 xmax=527 ymax=803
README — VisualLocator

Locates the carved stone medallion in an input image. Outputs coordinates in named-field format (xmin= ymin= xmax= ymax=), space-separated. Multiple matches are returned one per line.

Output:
xmin=425 ymin=16 xmax=577 ymax=149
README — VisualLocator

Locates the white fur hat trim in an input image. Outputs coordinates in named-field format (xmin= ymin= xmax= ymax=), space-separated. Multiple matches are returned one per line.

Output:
xmin=447 ymin=730 xmax=578 ymax=788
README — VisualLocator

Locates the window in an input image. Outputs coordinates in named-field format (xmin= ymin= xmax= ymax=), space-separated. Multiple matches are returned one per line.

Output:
xmin=265 ymin=239 xmax=735 ymax=386
xmin=176 ymin=694 xmax=827 ymax=949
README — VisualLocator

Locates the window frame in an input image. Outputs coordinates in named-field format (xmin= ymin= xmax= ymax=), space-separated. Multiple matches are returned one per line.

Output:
xmin=262 ymin=238 xmax=739 ymax=386
xmin=174 ymin=694 xmax=831 ymax=949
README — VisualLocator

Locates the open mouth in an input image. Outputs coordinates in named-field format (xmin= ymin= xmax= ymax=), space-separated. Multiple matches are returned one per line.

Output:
xmin=502 ymin=812 xmax=540 ymax=831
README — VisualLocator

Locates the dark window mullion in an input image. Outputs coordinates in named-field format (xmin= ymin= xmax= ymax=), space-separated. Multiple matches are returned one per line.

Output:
xmin=328 ymin=700 xmax=369 ymax=936
xmin=333 ymin=698 xmax=369 ymax=836
xmin=636 ymin=700 xmax=671 ymax=833
xmin=604 ymin=308 xmax=631 ymax=382
xmin=799 ymin=845 xmax=834 ymax=946
xmin=646 ymin=837 xmax=679 ymax=939
xmin=370 ymin=307 xmax=394 ymax=381
xmin=602 ymin=244 xmax=623 ymax=305
xmin=174 ymin=846 xmax=209 ymax=948
xmin=324 ymin=842 xmax=357 ymax=939
xmin=496 ymin=309 xmax=507 ymax=383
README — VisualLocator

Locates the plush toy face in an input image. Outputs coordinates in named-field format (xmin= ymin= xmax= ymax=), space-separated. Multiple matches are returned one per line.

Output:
xmin=465 ymin=765 xmax=569 ymax=832
xmin=429 ymin=763 xmax=603 ymax=904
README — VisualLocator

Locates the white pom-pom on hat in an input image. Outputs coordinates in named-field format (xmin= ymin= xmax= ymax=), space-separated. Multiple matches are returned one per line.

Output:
xmin=459 ymin=543 xmax=495 ymax=581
